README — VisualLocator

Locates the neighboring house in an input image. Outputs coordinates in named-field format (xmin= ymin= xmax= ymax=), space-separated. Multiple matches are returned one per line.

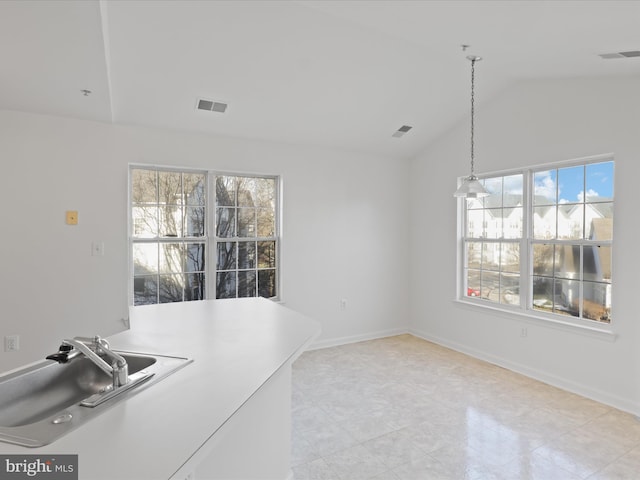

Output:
xmin=467 ymin=194 xmax=612 ymax=318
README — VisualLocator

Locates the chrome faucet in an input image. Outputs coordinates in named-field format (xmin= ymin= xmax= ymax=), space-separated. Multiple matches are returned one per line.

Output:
xmin=46 ymin=336 xmax=129 ymax=388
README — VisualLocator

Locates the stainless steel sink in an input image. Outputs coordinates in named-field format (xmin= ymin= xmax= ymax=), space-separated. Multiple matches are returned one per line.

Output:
xmin=0 ymin=351 xmax=192 ymax=447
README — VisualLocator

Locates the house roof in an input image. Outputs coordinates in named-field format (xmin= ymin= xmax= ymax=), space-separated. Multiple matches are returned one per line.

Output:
xmin=470 ymin=194 xmax=613 ymax=221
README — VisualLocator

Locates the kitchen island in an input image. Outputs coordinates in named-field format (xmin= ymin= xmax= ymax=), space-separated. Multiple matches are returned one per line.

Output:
xmin=0 ymin=298 xmax=320 ymax=480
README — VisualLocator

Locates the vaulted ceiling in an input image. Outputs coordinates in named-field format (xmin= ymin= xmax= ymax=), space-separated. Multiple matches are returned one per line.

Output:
xmin=1 ymin=1 xmax=639 ymax=160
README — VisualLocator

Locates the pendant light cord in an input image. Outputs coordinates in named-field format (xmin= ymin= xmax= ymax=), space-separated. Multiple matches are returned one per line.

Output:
xmin=454 ymin=54 xmax=488 ymax=198
xmin=470 ymin=58 xmax=476 ymax=177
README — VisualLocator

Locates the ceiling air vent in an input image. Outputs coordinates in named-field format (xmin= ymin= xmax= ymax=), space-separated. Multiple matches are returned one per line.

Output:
xmin=392 ymin=125 xmax=413 ymax=138
xmin=196 ymin=98 xmax=228 ymax=113
xmin=599 ymin=50 xmax=640 ymax=59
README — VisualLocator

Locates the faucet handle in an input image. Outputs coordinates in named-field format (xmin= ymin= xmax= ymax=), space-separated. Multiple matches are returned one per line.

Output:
xmin=94 ymin=336 xmax=110 ymax=350
xmin=59 ymin=344 xmax=73 ymax=352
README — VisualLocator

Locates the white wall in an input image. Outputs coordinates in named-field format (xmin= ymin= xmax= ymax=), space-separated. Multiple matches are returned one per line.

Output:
xmin=0 ymin=110 xmax=410 ymax=371
xmin=6 ymin=74 xmax=637 ymax=414
xmin=409 ymin=75 xmax=640 ymax=414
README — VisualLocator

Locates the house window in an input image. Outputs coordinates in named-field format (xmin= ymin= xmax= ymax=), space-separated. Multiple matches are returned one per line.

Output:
xmin=130 ymin=167 xmax=279 ymax=305
xmin=459 ymin=156 xmax=614 ymax=325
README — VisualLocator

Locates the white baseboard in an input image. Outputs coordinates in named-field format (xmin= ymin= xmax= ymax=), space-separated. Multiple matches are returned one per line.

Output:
xmin=409 ymin=327 xmax=640 ymax=417
xmin=307 ymin=328 xmax=408 ymax=350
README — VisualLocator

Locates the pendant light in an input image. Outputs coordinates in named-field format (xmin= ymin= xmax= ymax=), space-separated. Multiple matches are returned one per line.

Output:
xmin=454 ymin=55 xmax=490 ymax=199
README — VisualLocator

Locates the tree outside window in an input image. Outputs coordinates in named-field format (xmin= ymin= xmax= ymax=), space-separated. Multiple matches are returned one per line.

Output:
xmin=130 ymin=168 xmax=279 ymax=305
xmin=214 ymin=175 xmax=278 ymax=299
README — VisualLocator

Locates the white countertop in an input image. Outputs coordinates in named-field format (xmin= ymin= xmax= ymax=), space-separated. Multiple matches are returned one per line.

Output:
xmin=0 ymin=298 xmax=320 ymax=480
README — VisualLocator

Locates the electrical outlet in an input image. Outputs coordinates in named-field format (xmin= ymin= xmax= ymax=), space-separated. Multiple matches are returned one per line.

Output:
xmin=520 ymin=328 xmax=528 ymax=338
xmin=339 ymin=298 xmax=348 ymax=311
xmin=4 ymin=335 xmax=19 ymax=352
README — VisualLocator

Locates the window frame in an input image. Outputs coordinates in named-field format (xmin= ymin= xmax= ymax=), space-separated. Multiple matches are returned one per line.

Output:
xmin=456 ymin=153 xmax=615 ymax=336
xmin=211 ymin=172 xmax=281 ymax=300
xmin=128 ymin=165 xmax=281 ymax=306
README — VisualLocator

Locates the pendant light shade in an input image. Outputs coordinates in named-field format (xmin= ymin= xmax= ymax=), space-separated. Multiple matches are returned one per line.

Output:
xmin=454 ymin=55 xmax=489 ymax=199
xmin=454 ymin=174 xmax=489 ymax=198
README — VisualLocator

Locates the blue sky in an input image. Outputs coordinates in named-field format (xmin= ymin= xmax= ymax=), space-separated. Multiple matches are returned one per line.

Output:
xmin=534 ymin=161 xmax=614 ymax=203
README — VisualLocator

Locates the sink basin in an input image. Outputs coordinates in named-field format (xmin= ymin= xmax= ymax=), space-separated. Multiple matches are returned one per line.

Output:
xmin=0 ymin=351 xmax=192 ymax=447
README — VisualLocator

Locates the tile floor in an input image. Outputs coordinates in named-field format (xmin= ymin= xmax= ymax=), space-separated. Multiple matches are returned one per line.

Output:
xmin=291 ymin=334 xmax=640 ymax=480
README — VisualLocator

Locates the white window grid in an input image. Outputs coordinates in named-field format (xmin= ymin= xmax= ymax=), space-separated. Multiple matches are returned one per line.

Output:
xmin=457 ymin=154 xmax=614 ymax=328
xmin=211 ymin=173 xmax=280 ymax=300
xmin=129 ymin=166 xmax=280 ymax=305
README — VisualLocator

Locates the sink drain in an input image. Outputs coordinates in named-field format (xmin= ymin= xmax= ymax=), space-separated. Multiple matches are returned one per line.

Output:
xmin=52 ymin=413 xmax=73 ymax=424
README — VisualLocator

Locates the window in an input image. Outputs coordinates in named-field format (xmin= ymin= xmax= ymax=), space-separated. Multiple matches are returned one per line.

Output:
xmin=214 ymin=175 xmax=278 ymax=299
xmin=459 ymin=156 xmax=614 ymax=326
xmin=130 ymin=167 xmax=279 ymax=305
xmin=130 ymin=169 xmax=206 ymax=305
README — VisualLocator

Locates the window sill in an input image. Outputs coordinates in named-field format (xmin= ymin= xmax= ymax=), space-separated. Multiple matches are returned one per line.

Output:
xmin=453 ymin=298 xmax=617 ymax=342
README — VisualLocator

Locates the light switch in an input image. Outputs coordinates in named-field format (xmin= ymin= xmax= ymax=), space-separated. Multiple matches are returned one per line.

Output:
xmin=65 ymin=211 xmax=78 ymax=225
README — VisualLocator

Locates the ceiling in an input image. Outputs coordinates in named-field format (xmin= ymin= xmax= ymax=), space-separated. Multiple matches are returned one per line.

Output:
xmin=1 ymin=0 xmax=639 ymax=160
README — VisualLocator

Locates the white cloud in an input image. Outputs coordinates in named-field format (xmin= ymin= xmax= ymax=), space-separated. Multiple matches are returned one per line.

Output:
xmin=577 ymin=189 xmax=599 ymax=201
xmin=534 ymin=171 xmax=556 ymax=200
xmin=504 ymin=175 xmax=523 ymax=195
